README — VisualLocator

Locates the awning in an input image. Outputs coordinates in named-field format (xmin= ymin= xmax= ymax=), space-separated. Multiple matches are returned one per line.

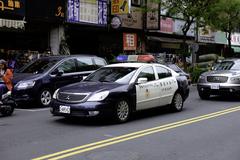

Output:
xmin=0 ymin=18 xmax=26 ymax=29
xmin=147 ymin=36 xmax=195 ymax=44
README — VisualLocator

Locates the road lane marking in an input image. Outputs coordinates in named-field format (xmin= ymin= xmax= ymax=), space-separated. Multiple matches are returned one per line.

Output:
xmin=32 ymin=106 xmax=240 ymax=160
xmin=15 ymin=108 xmax=49 ymax=112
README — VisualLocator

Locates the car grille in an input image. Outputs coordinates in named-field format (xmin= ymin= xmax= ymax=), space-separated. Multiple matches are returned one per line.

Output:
xmin=57 ymin=92 xmax=89 ymax=103
xmin=207 ymin=76 xmax=228 ymax=83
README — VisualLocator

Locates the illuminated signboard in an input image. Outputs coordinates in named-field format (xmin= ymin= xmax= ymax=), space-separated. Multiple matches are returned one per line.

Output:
xmin=123 ymin=33 xmax=137 ymax=51
xmin=68 ymin=0 xmax=107 ymax=25
xmin=0 ymin=0 xmax=25 ymax=17
xmin=111 ymin=0 xmax=131 ymax=15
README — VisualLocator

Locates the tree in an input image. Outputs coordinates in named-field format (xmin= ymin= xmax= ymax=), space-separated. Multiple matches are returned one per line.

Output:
xmin=160 ymin=0 xmax=216 ymax=69
xmin=204 ymin=0 xmax=240 ymax=56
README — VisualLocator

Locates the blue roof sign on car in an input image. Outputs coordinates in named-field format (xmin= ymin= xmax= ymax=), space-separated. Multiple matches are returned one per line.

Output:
xmin=116 ymin=55 xmax=128 ymax=62
xmin=116 ymin=55 xmax=155 ymax=63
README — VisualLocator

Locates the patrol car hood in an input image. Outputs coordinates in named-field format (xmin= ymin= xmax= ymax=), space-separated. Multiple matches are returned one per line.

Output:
xmin=13 ymin=73 xmax=42 ymax=84
xmin=202 ymin=70 xmax=240 ymax=77
xmin=60 ymin=82 xmax=127 ymax=93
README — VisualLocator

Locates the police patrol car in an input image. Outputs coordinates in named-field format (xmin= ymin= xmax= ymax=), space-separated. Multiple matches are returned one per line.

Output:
xmin=50 ymin=62 xmax=189 ymax=123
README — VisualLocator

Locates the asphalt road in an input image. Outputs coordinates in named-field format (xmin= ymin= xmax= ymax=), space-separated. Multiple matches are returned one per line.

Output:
xmin=1 ymin=86 xmax=240 ymax=160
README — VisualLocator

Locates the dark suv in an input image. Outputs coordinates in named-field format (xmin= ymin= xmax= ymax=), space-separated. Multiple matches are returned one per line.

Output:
xmin=12 ymin=55 xmax=107 ymax=107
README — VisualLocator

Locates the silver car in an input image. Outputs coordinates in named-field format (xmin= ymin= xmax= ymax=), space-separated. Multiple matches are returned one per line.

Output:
xmin=197 ymin=59 xmax=240 ymax=99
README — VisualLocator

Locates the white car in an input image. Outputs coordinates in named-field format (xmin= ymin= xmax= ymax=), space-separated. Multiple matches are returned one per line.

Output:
xmin=51 ymin=63 xmax=189 ymax=123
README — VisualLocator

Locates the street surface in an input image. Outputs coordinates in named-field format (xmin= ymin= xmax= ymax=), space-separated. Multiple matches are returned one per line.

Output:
xmin=1 ymin=86 xmax=240 ymax=160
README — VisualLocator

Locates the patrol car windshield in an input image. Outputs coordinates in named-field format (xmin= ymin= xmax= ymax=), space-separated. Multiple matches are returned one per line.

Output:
xmin=84 ymin=67 xmax=138 ymax=84
xmin=19 ymin=59 xmax=59 ymax=74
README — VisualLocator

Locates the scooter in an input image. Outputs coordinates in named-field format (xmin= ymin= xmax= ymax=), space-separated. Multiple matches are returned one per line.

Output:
xmin=0 ymin=91 xmax=15 ymax=116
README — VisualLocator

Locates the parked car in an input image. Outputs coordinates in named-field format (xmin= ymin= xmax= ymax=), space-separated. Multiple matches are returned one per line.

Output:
xmin=50 ymin=63 xmax=189 ymax=123
xmin=12 ymin=55 xmax=107 ymax=107
xmin=197 ymin=58 xmax=240 ymax=99
xmin=166 ymin=64 xmax=191 ymax=84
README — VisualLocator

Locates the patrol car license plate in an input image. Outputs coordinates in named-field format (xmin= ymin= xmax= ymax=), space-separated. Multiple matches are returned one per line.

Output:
xmin=59 ymin=105 xmax=70 ymax=114
xmin=211 ymin=84 xmax=219 ymax=90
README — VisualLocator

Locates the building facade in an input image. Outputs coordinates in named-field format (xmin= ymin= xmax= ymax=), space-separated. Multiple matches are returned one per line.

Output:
xmin=1 ymin=0 xmax=240 ymax=67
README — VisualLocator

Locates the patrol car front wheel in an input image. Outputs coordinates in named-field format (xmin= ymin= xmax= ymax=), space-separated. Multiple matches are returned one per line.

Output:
xmin=114 ymin=99 xmax=130 ymax=123
xmin=171 ymin=92 xmax=183 ymax=112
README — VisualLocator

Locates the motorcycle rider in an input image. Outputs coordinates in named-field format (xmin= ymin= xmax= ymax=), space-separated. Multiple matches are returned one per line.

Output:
xmin=0 ymin=59 xmax=13 ymax=100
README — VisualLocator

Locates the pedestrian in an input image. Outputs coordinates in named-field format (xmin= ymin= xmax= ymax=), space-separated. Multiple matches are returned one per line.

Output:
xmin=0 ymin=59 xmax=13 ymax=99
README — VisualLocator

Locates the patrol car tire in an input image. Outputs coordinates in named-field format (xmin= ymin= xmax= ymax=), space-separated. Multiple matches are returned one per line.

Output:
xmin=37 ymin=88 xmax=52 ymax=107
xmin=171 ymin=92 xmax=183 ymax=112
xmin=114 ymin=99 xmax=130 ymax=123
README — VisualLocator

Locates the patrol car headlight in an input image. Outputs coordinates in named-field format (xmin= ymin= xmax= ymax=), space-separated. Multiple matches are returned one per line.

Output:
xmin=53 ymin=89 xmax=59 ymax=99
xmin=87 ymin=91 xmax=109 ymax=102
xmin=16 ymin=80 xmax=35 ymax=90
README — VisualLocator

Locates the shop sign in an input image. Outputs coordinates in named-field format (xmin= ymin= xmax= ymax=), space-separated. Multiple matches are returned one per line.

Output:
xmin=118 ymin=6 xmax=142 ymax=29
xmin=111 ymin=0 xmax=131 ymax=15
xmin=161 ymin=43 xmax=180 ymax=49
xmin=198 ymin=27 xmax=216 ymax=43
xmin=231 ymin=33 xmax=240 ymax=46
xmin=123 ymin=33 xmax=137 ymax=50
xmin=160 ymin=17 xmax=173 ymax=34
xmin=214 ymin=31 xmax=240 ymax=46
xmin=27 ymin=0 xmax=65 ymax=21
xmin=54 ymin=1 xmax=65 ymax=18
xmin=68 ymin=0 xmax=107 ymax=25
xmin=146 ymin=0 xmax=159 ymax=30
xmin=0 ymin=0 xmax=25 ymax=17
xmin=174 ymin=19 xmax=195 ymax=37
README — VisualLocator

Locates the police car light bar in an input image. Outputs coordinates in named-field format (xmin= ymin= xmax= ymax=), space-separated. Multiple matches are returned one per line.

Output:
xmin=116 ymin=55 xmax=155 ymax=63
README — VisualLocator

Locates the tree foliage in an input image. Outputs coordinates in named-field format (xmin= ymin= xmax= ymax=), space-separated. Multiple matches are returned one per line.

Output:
xmin=162 ymin=0 xmax=215 ymax=37
xmin=204 ymin=0 xmax=240 ymax=55
xmin=160 ymin=0 xmax=215 ymax=69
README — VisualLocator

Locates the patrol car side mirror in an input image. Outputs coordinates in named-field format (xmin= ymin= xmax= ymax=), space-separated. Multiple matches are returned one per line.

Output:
xmin=137 ymin=77 xmax=148 ymax=84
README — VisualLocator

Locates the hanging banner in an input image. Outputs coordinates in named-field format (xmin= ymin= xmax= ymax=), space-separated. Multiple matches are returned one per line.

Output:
xmin=231 ymin=33 xmax=240 ymax=46
xmin=160 ymin=16 xmax=174 ymax=34
xmin=123 ymin=33 xmax=137 ymax=50
xmin=118 ymin=6 xmax=142 ymax=29
xmin=174 ymin=19 xmax=195 ymax=37
xmin=145 ymin=0 xmax=159 ymax=30
xmin=111 ymin=0 xmax=131 ymax=15
xmin=68 ymin=0 xmax=107 ymax=25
